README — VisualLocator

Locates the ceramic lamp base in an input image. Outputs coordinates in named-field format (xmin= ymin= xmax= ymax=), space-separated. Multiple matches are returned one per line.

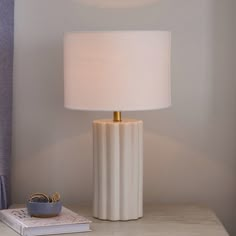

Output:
xmin=93 ymin=119 xmax=143 ymax=221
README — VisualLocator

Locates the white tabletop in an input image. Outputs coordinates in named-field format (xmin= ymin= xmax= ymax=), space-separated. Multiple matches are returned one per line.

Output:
xmin=0 ymin=204 xmax=229 ymax=236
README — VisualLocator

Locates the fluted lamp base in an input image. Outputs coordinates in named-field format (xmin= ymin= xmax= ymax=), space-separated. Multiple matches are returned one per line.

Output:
xmin=93 ymin=119 xmax=143 ymax=221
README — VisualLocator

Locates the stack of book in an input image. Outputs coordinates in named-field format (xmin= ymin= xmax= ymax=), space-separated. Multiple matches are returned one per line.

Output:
xmin=0 ymin=206 xmax=91 ymax=236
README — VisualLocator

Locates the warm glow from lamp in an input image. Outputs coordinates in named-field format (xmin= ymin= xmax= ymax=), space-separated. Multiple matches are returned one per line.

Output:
xmin=64 ymin=31 xmax=171 ymax=111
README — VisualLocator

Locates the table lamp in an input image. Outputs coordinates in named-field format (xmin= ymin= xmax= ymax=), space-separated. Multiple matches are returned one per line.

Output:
xmin=64 ymin=31 xmax=171 ymax=221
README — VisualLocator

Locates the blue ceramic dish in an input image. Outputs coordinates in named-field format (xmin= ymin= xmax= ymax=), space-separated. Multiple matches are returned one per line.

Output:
xmin=27 ymin=201 xmax=62 ymax=218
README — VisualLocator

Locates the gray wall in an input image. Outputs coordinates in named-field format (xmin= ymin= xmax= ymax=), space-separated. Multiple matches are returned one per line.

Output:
xmin=12 ymin=0 xmax=236 ymax=234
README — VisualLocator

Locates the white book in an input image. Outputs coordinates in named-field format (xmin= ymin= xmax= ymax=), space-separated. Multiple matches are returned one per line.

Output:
xmin=0 ymin=207 xmax=92 ymax=236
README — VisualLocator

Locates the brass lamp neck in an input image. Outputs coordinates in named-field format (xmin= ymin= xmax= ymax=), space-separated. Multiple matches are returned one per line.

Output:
xmin=113 ymin=111 xmax=122 ymax=122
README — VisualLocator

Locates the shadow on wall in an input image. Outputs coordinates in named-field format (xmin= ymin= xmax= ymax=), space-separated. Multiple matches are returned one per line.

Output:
xmin=209 ymin=0 xmax=236 ymax=234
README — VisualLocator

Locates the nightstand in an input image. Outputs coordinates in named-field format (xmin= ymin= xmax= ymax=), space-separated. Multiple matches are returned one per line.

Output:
xmin=0 ymin=204 xmax=229 ymax=236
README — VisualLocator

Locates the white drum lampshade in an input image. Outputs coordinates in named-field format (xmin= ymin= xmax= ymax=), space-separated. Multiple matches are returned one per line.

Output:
xmin=64 ymin=31 xmax=171 ymax=220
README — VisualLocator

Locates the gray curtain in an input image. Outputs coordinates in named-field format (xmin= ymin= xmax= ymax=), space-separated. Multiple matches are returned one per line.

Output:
xmin=0 ymin=0 xmax=14 ymax=209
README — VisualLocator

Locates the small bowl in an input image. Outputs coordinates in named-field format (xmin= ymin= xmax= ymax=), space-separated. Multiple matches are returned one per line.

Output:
xmin=27 ymin=201 xmax=62 ymax=218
